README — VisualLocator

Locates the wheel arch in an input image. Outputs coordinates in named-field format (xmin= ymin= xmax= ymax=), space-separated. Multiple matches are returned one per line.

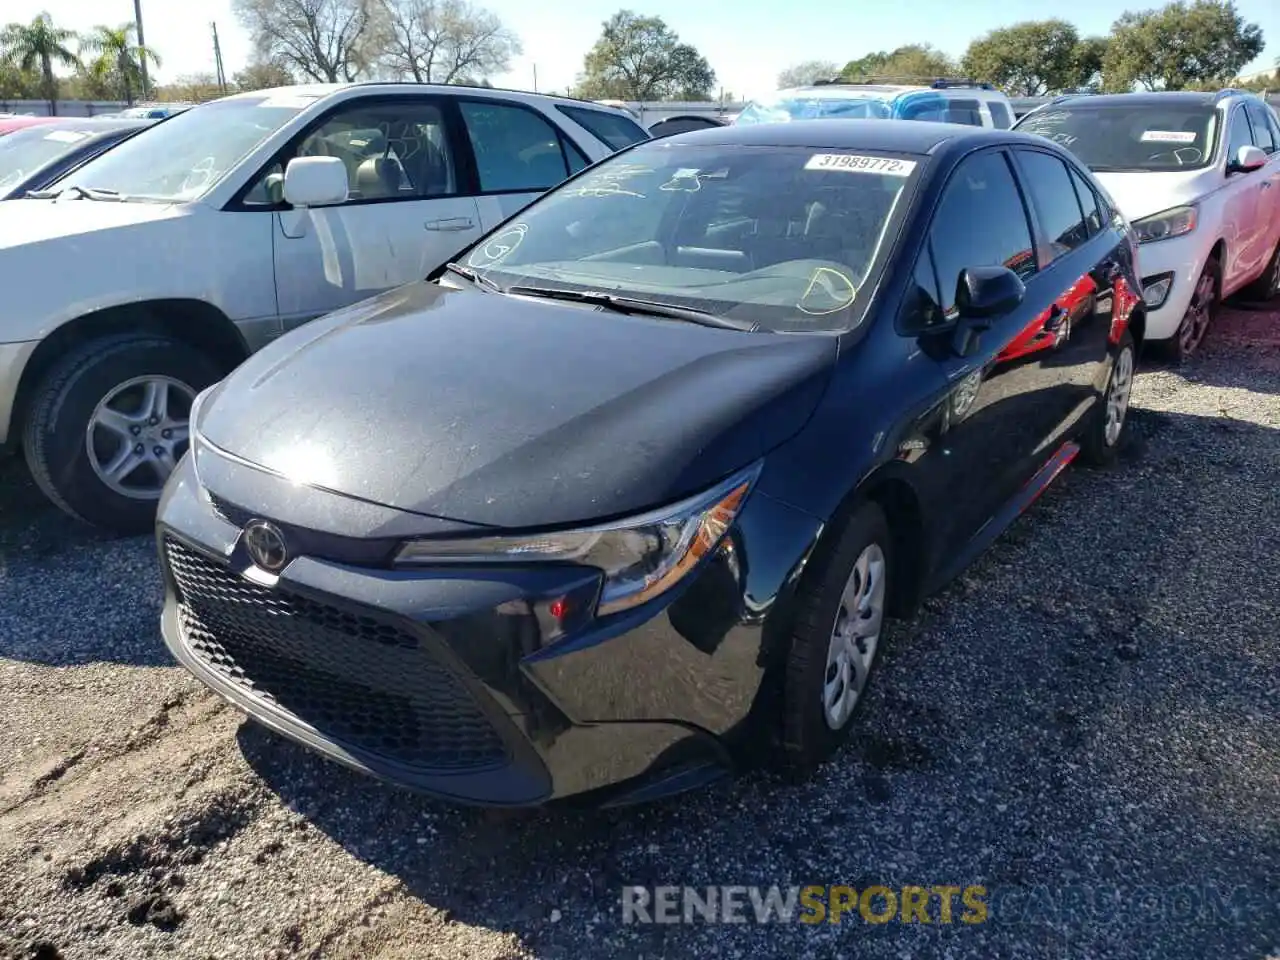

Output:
xmin=814 ymin=469 xmax=931 ymax=620
xmin=9 ymin=299 xmax=249 ymax=443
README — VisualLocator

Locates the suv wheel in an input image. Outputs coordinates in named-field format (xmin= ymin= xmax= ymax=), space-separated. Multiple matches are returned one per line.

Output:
xmin=22 ymin=334 xmax=221 ymax=535
xmin=1157 ymin=257 xmax=1218 ymax=363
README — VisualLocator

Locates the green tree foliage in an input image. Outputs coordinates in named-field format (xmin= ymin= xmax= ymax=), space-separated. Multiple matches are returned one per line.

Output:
xmin=573 ymin=10 xmax=715 ymax=101
xmin=962 ymin=20 xmax=1106 ymax=95
xmin=0 ymin=12 xmax=80 ymax=114
xmin=1103 ymin=0 xmax=1265 ymax=91
xmin=80 ymin=22 xmax=160 ymax=106
xmin=841 ymin=45 xmax=955 ymax=82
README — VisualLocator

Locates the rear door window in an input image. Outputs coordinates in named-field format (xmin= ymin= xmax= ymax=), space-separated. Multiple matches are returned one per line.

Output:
xmin=989 ymin=101 xmax=1013 ymax=130
xmin=946 ymin=99 xmax=984 ymax=127
xmin=459 ymin=101 xmax=571 ymax=192
xmin=555 ymin=105 xmax=649 ymax=151
xmin=1067 ymin=166 xmax=1103 ymax=237
xmin=1015 ymin=149 xmax=1090 ymax=261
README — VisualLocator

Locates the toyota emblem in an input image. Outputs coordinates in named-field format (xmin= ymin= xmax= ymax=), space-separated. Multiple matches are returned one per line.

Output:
xmin=243 ymin=520 xmax=289 ymax=572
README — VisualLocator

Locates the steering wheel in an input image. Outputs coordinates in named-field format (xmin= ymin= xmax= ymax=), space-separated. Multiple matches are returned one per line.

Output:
xmin=180 ymin=156 xmax=217 ymax=194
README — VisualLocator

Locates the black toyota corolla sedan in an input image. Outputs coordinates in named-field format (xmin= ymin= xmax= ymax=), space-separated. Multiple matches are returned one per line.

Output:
xmin=157 ymin=119 xmax=1145 ymax=808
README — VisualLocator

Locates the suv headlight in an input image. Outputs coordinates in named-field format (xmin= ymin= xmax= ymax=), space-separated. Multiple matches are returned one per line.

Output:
xmin=1131 ymin=205 xmax=1197 ymax=244
xmin=395 ymin=464 xmax=760 ymax=617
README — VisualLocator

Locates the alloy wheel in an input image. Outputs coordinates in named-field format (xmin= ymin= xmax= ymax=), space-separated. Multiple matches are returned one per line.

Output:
xmin=1104 ymin=344 xmax=1134 ymax=447
xmin=86 ymin=376 xmax=196 ymax=499
xmin=1177 ymin=269 xmax=1216 ymax=358
xmin=822 ymin=543 xmax=886 ymax=730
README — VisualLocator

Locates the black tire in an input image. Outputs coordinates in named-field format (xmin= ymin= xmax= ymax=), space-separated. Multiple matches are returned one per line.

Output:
xmin=22 ymin=334 xmax=222 ymax=535
xmin=1154 ymin=257 xmax=1219 ymax=364
xmin=1080 ymin=331 xmax=1136 ymax=467
xmin=1241 ymin=238 xmax=1280 ymax=303
xmin=780 ymin=501 xmax=893 ymax=776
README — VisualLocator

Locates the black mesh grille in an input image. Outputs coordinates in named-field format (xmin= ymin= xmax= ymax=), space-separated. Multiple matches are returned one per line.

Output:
xmin=164 ymin=536 xmax=508 ymax=772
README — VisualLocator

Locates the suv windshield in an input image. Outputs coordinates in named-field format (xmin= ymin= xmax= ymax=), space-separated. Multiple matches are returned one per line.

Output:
xmin=463 ymin=142 xmax=920 ymax=333
xmin=735 ymin=94 xmax=893 ymax=125
xmin=0 ymin=126 xmax=94 ymax=193
xmin=1016 ymin=103 xmax=1220 ymax=172
xmin=61 ymin=94 xmax=317 ymax=201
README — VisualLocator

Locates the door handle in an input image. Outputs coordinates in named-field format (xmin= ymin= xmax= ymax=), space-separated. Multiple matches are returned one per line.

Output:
xmin=425 ymin=217 xmax=476 ymax=232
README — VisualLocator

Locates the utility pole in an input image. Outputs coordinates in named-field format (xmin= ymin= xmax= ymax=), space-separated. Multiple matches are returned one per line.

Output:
xmin=532 ymin=64 xmax=538 ymax=93
xmin=133 ymin=0 xmax=149 ymax=100
xmin=212 ymin=22 xmax=228 ymax=94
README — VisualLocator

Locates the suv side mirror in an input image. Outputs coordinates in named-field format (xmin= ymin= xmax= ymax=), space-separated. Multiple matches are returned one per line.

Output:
xmin=283 ymin=156 xmax=348 ymax=208
xmin=1228 ymin=144 xmax=1267 ymax=175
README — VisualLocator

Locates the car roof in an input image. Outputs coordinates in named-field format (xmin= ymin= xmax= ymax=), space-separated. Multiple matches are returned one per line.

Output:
xmin=771 ymin=83 xmax=1005 ymax=101
xmin=15 ymin=117 xmax=153 ymax=133
xmin=220 ymin=82 xmax=641 ymax=116
xmin=0 ymin=115 xmax=61 ymax=133
xmin=1050 ymin=91 xmax=1230 ymax=109
xmin=647 ymin=118 xmax=1038 ymax=155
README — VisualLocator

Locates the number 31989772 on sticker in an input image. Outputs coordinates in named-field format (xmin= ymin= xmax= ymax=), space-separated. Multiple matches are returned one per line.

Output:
xmin=805 ymin=154 xmax=918 ymax=177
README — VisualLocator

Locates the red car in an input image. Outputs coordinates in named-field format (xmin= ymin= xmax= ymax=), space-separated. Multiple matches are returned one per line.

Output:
xmin=0 ymin=116 xmax=61 ymax=136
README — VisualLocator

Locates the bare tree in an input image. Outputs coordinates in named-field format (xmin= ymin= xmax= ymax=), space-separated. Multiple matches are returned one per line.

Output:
xmin=373 ymin=0 xmax=519 ymax=84
xmin=233 ymin=0 xmax=376 ymax=83
xmin=776 ymin=60 xmax=839 ymax=89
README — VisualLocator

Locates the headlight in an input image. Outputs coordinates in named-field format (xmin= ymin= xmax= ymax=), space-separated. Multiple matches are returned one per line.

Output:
xmin=395 ymin=464 xmax=760 ymax=617
xmin=1131 ymin=205 xmax=1197 ymax=244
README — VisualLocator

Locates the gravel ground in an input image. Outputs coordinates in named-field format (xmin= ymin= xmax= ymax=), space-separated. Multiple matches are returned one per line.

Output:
xmin=1 ymin=306 xmax=1278 ymax=960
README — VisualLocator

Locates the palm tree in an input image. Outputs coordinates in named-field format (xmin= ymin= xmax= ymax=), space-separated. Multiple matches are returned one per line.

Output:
xmin=0 ymin=13 xmax=80 ymax=116
xmin=81 ymin=23 xmax=160 ymax=107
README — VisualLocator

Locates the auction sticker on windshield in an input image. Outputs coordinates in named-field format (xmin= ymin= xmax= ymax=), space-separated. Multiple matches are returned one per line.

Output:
xmin=805 ymin=154 xmax=917 ymax=176
xmin=1139 ymin=130 xmax=1198 ymax=143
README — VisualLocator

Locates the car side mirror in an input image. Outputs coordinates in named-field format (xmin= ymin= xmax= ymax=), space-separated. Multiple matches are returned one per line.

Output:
xmin=950 ymin=265 xmax=1025 ymax=357
xmin=1228 ymin=144 xmax=1267 ymax=175
xmin=283 ymin=156 xmax=348 ymax=208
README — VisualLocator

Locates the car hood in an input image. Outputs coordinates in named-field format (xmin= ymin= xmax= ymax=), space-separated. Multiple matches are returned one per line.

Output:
xmin=1091 ymin=169 xmax=1218 ymax=223
xmin=0 ymin=194 xmax=183 ymax=249
xmin=197 ymin=282 xmax=837 ymax=530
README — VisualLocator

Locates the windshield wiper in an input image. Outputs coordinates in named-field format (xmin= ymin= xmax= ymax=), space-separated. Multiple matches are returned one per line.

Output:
xmin=443 ymin=261 xmax=502 ymax=292
xmin=27 ymin=184 xmax=124 ymax=201
xmin=506 ymin=285 xmax=760 ymax=332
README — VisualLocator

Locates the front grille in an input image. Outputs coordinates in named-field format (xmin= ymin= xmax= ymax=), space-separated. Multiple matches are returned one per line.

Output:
xmin=164 ymin=536 xmax=508 ymax=772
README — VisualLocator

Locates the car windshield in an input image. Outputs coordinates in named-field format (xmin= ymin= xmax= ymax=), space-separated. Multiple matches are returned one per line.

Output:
xmin=735 ymin=94 xmax=893 ymax=125
xmin=61 ymin=94 xmax=317 ymax=201
xmin=1016 ymin=103 xmax=1220 ymax=172
xmin=0 ymin=126 xmax=95 ymax=193
xmin=463 ymin=142 xmax=920 ymax=333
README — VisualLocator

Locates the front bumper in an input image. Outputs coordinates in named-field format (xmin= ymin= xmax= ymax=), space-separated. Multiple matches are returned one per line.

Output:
xmin=0 ymin=340 xmax=38 ymax=447
xmin=156 ymin=452 xmax=822 ymax=807
xmin=1135 ymin=233 xmax=1207 ymax=341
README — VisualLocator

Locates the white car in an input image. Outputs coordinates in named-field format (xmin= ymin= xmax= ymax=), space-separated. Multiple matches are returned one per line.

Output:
xmin=1015 ymin=90 xmax=1280 ymax=360
xmin=0 ymin=83 xmax=648 ymax=533
xmin=735 ymin=79 xmax=1017 ymax=130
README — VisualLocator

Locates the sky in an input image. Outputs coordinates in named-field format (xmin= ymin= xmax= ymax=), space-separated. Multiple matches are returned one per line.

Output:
xmin=8 ymin=0 xmax=1280 ymax=102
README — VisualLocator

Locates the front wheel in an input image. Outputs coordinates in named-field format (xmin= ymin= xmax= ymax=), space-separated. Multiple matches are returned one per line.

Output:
xmin=1156 ymin=257 xmax=1218 ymax=363
xmin=780 ymin=501 xmax=893 ymax=775
xmin=22 ymin=334 xmax=222 ymax=535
